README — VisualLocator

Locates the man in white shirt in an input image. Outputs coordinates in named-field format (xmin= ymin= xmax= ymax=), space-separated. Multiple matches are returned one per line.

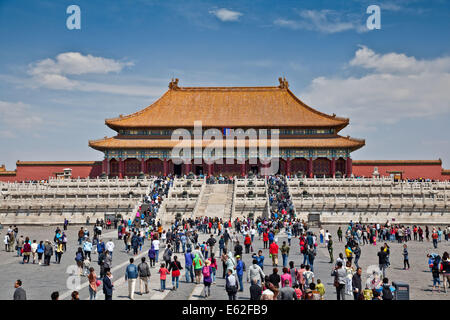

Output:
xmin=106 ymin=239 xmax=115 ymax=258
xmin=31 ymin=240 xmax=38 ymax=264
xmin=152 ymin=239 xmax=160 ymax=262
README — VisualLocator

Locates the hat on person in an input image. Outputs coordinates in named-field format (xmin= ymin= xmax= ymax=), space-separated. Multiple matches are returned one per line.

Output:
xmin=205 ymin=260 xmax=211 ymax=266
xmin=236 ymin=255 xmax=241 ymax=259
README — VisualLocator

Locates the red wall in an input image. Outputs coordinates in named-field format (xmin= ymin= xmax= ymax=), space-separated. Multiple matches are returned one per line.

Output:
xmin=0 ymin=162 xmax=102 ymax=182
xmin=353 ymin=162 xmax=448 ymax=180
xmin=1 ymin=160 xmax=449 ymax=182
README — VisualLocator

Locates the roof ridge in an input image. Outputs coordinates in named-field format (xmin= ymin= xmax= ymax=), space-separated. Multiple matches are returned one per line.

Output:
xmin=285 ymin=88 xmax=349 ymax=124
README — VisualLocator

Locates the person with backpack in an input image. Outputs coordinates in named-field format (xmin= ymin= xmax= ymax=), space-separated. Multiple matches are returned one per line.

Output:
xmin=193 ymin=252 xmax=204 ymax=284
xmin=247 ymin=259 xmax=265 ymax=286
xmin=202 ymin=260 xmax=213 ymax=298
xmin=168 ymin=255 xmax=183 ymax=291
xmin=225 ymin=269 xmax=238 ymax=300
xmin=125 ymin=258 xmax=138 ymax=300
xmin=381 ymin=277 xmax=394 ymax=300
xmin=208 ymin=253 xmax=218 ymax=284
xmin=163 ymin=244 xmax=173 ymax=268
xmin=138 ymin=257 xmax=151 ymax=295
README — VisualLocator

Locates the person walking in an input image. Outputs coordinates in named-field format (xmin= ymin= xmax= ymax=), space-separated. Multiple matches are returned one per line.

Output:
xmin=83 ymin=238 xmax=92 ymax=260
xmin=247 ymin=259 xmax=265 ymax=286
xmin=249 ymin=278 xmax=262 ymax=300
xmin=331 ymin=261 xmax=346 ymax=300
xmin=158 ymin=263 xmax=169 ymax=292
xmin=403 ymin=244 xmax=410 ymax=270
xmin=103 ymin=271 xmax=114 ymax=300
xmin=278 ymin=279 xmax=297 ymax=300
xmin=352 ymin=267 xmax=362 ymax=300
xmin=43 ymin=240 xmax=53 ymax=266
xmin=75 ymin=248 xmax=84 ymax=275
xmin=184 ymin=248 xmax=195 ymax=283
xmin=125 ymin=258 xmax=138 ymax=300
xmin=88 ymin=267 xmax=99 ymax=300
xmin=193 ymin=251 xmax=205 ymax=284
xmin=202 ymin=260 xmax=213 ymax=298
xmin=225 ymin=269 xmax=238 ymax=300
xmin=22 ymin=238 xmax=31 ymax=264
xmin=138 ymin=257 xmax=151 ymax=295
xmin=440 ymin=252 xmax=450 ymax=293
xmin=269 ymin=240 xmax=279 ymax=266
xmin=55 ymin=240 xmax=64 ymax=264
xmin=168 ymin=255 xmax=183 ymax=291
xmin=280 ymin=241 xmax=290 ymax=268
xmin=236 ymin=255 xmax=245 ymax=292
xmin=327 ymin=236 xmax=334 ymax=263
xmin=377 ymin=246 xmax=389 ymax=278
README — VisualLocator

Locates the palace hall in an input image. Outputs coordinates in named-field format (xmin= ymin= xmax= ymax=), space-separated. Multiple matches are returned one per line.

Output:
xmin=88 ymin=78 xmax=365 ymax=178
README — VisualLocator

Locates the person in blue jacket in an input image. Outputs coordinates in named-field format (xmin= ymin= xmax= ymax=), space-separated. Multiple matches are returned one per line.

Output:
xmin=125 ymin=258 xmax=138 ymax=300
xmin=236 ymin=255 xmax=245 ymax=292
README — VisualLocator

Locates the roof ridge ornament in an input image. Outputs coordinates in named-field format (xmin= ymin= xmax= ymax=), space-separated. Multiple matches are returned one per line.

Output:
xmin=169 ymin=78 xmax=180 ymax=90
xmin=278 ymin=77 xmax=289 ymax=89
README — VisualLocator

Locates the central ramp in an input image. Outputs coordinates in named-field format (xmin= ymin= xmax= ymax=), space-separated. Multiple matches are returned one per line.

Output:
xmin=195 ymin=184 xmax=233 ymax=220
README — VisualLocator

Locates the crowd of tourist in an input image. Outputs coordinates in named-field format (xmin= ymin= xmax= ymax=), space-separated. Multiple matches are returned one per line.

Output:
xmin=4 ymin=174 xmax=450 ymax=301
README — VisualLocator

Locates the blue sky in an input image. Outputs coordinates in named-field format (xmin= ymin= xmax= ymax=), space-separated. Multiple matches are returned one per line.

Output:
xmin=0 ymin=0 xmax=449 ymax=169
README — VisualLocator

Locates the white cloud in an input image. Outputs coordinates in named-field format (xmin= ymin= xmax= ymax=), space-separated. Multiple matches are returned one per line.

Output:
xmin=24 ymin=52 xmax=162 ymax=97
xmin=28 ymin=52 xmax=133 ymax=76
xmin=301 ymin=47 xmax=450 ymax=130
xmin=0 ymin=101 xmax=43 ymax=137
xmin=350 ymin=45 xmax=450 ymax=74
xmin=209 ymin=8 xmax=243 ymax=22
xmin=274 ymin=9 xmax=366 ymax=34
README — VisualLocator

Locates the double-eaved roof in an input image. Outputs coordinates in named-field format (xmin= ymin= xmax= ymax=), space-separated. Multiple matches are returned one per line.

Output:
xmin=90 ymin=78 xmax=365 ymax=152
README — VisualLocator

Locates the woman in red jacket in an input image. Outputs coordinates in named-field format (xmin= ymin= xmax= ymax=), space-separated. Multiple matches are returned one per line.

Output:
xmin=269 ymin=241 xmax=279 ymax=266
xmin=244 ymin=234 xmax=252 ymax=254
xmin=263 ymin=231 xmax=269 ymax=249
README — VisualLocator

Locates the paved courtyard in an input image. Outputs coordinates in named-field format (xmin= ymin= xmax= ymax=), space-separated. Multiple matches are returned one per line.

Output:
xmin=0 ymin=223 xmax=449 ymax=300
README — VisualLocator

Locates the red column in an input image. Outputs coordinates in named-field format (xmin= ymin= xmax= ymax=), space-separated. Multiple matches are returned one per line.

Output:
xmin=163 ymin=159 xmax=168 ymax=176
xmin=207 ymin=163 xmax=212 ymax=176
xmin=102 ymin=158 xmax=107 ymax=174
xmin=140 ymin=158 xmax=145 ymax=173
xmin=185 ymin=161 xmax=191 ymax=175
xmin=118 ymin=158 xmax=124 ymax=179
xmin=331 ymin=158 xmax=336 ymax=177
xmin=308 ymin=158 xmax=313 ymax=178
xmin=346 ymin=157 xmax=353 ymax=177
xmin=241 ymin=161 xmax=246 ymax=177
xmin=286 ymin=158 xmax=291 ymax=177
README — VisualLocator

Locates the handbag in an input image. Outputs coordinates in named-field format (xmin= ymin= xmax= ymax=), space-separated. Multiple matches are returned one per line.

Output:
xmin=96 ymin=280 xmax=102 ymax=287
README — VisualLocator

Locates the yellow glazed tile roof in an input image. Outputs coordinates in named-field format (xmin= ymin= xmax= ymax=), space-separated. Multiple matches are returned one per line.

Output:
xmin=105 ymin=79 xmax=349 ymax=130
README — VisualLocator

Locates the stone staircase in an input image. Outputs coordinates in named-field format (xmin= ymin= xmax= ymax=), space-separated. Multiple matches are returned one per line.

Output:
xmin=195 ymin=184 xmax=233 ymax=220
